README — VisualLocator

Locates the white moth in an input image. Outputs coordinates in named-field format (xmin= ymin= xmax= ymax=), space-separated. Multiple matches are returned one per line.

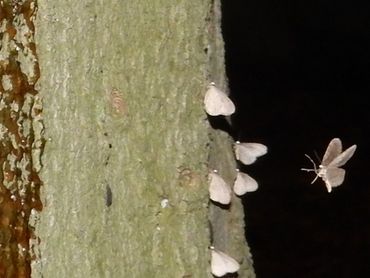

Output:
xmin=160 ymin=198 xmax=169 ymax=208
xmin=234 ymin=169 xmax=258 ymax=196
xmin=204 ymin=82 xmax=235 ymax=116
xmin=301 ymin=138 xmax=357 ymax=193
xmin=208 ymin=170 xmax=231 ymax=205
xmin=234 ymin=141 xmax=268 ymax=165
xmin=210 ymin=246 xmax=240 ymax=277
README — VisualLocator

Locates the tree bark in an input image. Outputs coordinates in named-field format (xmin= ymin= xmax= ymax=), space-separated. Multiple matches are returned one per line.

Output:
xmin=1 ymin=1 xmax=255 ymax=277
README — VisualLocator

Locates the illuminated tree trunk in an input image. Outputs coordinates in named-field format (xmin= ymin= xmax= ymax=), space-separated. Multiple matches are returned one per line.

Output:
xmin=0 ymin=1 xmax=255 ymax=277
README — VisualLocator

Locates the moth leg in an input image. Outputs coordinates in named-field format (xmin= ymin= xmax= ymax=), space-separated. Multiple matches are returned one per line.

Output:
xmin=310 ymin=174 xmax=319 ymax=184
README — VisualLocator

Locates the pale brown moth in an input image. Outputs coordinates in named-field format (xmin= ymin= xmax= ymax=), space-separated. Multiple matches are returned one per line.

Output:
xmin=301 ymin=138 xmax=357 ymax=193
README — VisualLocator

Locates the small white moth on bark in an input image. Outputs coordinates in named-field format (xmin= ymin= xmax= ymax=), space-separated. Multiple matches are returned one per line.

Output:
xmin=204 ymin=82 xmax=235 ymax=116
xmin=208 ymin=170 xmax=231 ymax=205
xmin=301 ymin=138 xmax=357 ymax=193
xmin=234 ymin=169 xmax=258 ymax=196
xmin=234 ymin=141 xmax=268 ymax=165
xmin=160 ymin=198 xmax=169 ymax=208
xmin=210 ymin=246 xmax=240 ymax=277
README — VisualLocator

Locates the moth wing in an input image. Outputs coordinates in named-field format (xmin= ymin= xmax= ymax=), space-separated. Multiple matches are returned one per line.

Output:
xmin=204 ymin=85 xmax=235 ymax=116
xmin=234 ymin=172 xmax=258 ymax=196
xmin=328 ymin=145 xmax=357 ymax=168
xmin=234 ymin=143 xmax=267 ymax=165
xmin=209 ymin=172 xmax=231 ymax=205
xmin=324 ymin=167 xmax=346 ymax=192
xmin=211 ymin=249 xmax=240 ymax=277
xmin=234 ymin=145 xmax=256 ymax=165
xmin=242 ymin=143 xmax=268 ymax=157
xmin=321 ymin=138 xmax=342 ymax=166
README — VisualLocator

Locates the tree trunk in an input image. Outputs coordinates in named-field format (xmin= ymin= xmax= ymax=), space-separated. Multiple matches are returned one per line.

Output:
xmin=0 ymin=1 xmax=255 ymax=277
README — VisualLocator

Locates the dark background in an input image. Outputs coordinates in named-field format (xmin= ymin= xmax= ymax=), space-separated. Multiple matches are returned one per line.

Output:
xmin=221 ymin=1 xmax=370 ymax=277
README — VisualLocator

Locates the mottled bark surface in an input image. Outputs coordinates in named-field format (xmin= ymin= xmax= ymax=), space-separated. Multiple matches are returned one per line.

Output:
xmin=1 ymin=0 xmax=255 ymax=277
xmin=0 ymin=1 xmax=42 ymax=277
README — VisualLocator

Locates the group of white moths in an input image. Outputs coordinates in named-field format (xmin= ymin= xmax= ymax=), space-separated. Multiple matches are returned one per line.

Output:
xmin=203 ymin=82 xmax=356 ymax=277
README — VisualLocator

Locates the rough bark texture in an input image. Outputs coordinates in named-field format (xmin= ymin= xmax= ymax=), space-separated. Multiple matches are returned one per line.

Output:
xmin=207 ymin=2 xmax=255 ymax=278
xmin=24 ymin=0 xmax=255 ymax=277
xmin=0 ymin=1 xmax=43 ymax=277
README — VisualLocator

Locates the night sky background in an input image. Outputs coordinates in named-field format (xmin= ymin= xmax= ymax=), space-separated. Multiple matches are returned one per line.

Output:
xmin=221 ymin=1 xmax=370 ymax=277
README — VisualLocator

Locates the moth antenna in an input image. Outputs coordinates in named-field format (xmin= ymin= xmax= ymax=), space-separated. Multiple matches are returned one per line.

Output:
xmin=313 ymin=150 xmax=321 ymax=163
xmin=301 ymin=154 xmax=320 ymax=184
xmin=301 ymin=154 xmax=318 ymax=172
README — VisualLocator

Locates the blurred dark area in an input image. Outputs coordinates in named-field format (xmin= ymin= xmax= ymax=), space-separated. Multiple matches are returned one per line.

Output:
xmin=221 ymin=1 xmax=370 ymax=277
